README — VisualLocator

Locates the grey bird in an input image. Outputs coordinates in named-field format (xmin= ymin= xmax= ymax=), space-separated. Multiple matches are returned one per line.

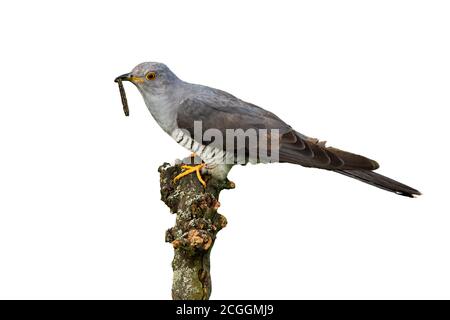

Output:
xmin=115 ymin=62 xmax=420 ymax=197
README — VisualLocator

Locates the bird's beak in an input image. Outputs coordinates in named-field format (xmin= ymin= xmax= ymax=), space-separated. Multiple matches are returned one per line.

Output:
xmin=115 ymin=73 xmax=131 ymax=82
xmin=114 ymin=73 xmax=144 ymax=83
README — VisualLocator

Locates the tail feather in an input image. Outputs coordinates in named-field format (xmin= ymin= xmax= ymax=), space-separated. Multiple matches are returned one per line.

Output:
xmin=335 ymin=169 xmax=421 ymax=198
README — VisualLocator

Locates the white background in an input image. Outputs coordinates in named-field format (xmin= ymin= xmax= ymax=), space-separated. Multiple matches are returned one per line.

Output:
xmin=0 ymin=0 xmax=449 ymax=299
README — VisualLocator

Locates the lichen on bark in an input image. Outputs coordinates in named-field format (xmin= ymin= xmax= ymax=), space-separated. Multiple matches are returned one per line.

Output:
xmin=159 ymin=161 xmax=234 ymax=300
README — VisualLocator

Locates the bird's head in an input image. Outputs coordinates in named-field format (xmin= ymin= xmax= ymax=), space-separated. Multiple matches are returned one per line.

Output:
xmin=115 ymin=62 xmax=180 ymax=94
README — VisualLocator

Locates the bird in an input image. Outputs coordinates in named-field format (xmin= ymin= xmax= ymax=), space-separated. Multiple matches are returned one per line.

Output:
xmin=115 ymin=62 xmax=420 ymax=197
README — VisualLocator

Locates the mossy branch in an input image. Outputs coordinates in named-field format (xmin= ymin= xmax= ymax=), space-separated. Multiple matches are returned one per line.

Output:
xmin=159 ymin=162 xmax=234 ymax=300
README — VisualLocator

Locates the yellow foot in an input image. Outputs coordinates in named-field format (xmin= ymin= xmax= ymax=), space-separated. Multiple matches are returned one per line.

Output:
xmin=173 ymin=163 xmax=207 ymax=188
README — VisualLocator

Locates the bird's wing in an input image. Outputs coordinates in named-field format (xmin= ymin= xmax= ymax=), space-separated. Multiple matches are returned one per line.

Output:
xmin=176 ymin=93 xmax=378 ymax=170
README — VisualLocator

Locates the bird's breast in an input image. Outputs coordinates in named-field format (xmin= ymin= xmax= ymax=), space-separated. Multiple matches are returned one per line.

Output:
xmin=171 ymin=128 xmax=231 ymax=165
xmin=143 ymin=97 xmax=178 ymax=134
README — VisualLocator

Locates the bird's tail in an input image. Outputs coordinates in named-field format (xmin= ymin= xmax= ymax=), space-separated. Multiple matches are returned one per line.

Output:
xmin=335 ymin=169 xmax=421 ymax=197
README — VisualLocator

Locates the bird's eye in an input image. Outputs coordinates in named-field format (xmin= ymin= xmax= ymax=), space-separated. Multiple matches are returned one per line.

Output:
xmin=146 ymin=72 xmax=156 ymax=80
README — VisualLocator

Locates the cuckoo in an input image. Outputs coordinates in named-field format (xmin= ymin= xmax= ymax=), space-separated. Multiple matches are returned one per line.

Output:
xmin=115 ymin=62 xmax=420 ymax=197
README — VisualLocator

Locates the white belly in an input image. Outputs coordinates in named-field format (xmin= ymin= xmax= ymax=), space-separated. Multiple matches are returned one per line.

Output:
xmin=171 ymin=129 xmax=233 ymax=165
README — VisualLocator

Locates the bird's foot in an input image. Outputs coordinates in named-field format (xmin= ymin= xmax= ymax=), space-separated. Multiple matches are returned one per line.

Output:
xmin=173 ymin=163 xmax=207 ymax=188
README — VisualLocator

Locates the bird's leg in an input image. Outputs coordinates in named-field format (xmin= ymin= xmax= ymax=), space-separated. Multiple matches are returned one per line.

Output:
xmin=173 ymin=163 xmax=207 ymax=188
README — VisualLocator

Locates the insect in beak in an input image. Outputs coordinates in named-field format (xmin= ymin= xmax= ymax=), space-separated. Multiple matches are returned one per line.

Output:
xmin=115 ymin=75 xmax=130 ymax=116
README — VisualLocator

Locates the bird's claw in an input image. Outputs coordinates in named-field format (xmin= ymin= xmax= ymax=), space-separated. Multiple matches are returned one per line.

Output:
xmin=173 ymin=163 xmax=207 ymax=188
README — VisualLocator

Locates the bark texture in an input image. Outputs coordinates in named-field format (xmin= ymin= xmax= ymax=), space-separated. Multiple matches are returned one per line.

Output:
xmin=159 ymin=162 xmax=234 ymax=300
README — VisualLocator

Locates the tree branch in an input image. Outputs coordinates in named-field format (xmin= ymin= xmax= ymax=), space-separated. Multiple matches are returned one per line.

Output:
xmin=159 ymin=162 xmax=234 ymax=300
